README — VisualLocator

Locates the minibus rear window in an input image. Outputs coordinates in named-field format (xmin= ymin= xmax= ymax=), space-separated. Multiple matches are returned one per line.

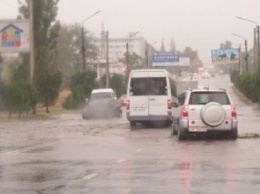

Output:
xmin=130 ymin=77 xmax=167 ymax=96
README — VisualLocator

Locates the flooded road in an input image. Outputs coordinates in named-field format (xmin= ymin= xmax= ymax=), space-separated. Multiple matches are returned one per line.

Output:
xmin=1 ymin=74 xmax=260 ymax=194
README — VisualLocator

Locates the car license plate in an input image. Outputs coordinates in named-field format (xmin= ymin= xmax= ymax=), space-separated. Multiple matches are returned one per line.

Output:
xmin=189 ymin=127 xmax=207 ymax=132
xmin=133 ymin=107 xmax=146 ymax=112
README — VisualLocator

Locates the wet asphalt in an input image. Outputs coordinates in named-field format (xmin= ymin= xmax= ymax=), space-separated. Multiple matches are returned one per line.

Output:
xmin=1 ymin=74 xmax=260 ymax=194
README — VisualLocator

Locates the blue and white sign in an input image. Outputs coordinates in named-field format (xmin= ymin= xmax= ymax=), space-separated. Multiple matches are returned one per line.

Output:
xmin=152 ymin=52 xmax=179 ymax=66
xmin=211 ymin=48 xmax=240 ymax=65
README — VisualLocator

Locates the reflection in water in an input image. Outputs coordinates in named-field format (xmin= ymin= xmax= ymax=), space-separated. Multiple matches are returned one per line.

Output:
xmin=229 ymin=162 xmax=236 ymax=186
xmin=182 ymin=146 xmax=191 ymax=194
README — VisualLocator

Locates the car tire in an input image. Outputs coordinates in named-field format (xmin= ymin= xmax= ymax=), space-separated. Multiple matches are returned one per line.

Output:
xmin=130 ymin=121 xmax=136 ymax=129
xmin=118 ymin=109 xmax=122 ymax=117
xmin=229 ymin=128 xmax=238 ymax=139
xmin=177 ymin=127 xmax=186 ymax=141
xmin=171 ymin=120 xmax=177 ymax=135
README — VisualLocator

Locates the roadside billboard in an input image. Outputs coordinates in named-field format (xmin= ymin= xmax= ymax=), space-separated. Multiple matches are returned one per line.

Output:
xmin=152 ymin=52 xmax=179 ymax=66
xmin=0 ymin=19 xmax=30 ymax=53
xmin=211 ymin=48 xmax=239 ymax=65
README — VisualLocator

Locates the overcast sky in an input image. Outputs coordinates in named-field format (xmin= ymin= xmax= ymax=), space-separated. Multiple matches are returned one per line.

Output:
xmin=1 ymin=0 xmax=260 ymax=65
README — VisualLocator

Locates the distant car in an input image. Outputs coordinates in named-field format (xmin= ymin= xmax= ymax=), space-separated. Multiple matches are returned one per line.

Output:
xmin=82 ymin=88 xmax=122 ymax=119
xmin=118 ymin=94 xmax=127 ymax=106
xmin=171 ymin=88 xmax=238 ymax=140
xmin=201 ymin=71 xmax=210 ymax=78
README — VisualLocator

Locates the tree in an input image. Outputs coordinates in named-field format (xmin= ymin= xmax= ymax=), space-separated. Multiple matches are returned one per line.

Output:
xmin=119 ymin=52 xmax=144 ymax=70
xmin=160 ymin=38 xmax=166 ymax=52
xmin=100 ymin=73 xmax=126 ymax=97
xmin=36 ymin=70 xmax=62 ymax=113
xmin=3 ymin=62 xmax=38 ymax=117
xmin=53 ymin=23 xmax=99 ymax=88
xmin=110 ymin=73 xmax=126 ymax=97
xmin=63 ymin=71 xmax=98 ymax=109
xmin=169 ymin=37 xmax=176 ymax=52
xmin=18 ymin=0 xmax=62 ymax=113
xmin=180 ymin=47 xmax=199 ymax=61
xmin=220 ymin=41 xmax=232 ymax=49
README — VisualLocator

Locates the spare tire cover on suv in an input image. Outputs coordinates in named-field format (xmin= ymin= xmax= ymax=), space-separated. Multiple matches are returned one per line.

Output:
xmin=200 ymin=102 xmax=226 ymax=127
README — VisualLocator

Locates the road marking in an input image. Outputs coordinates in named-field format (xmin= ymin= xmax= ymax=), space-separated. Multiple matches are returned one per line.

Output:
xmin=116 ymin=158 xmax=127 ymax=163
xmin=0 ymin=142 xmax=58 ymax=157
xmin=83 ymin=173 xmax=97 ymax=180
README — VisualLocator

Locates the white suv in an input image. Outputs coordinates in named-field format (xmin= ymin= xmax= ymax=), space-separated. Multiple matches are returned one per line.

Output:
xmin=171 ymin=88 xmax=238 ymax=140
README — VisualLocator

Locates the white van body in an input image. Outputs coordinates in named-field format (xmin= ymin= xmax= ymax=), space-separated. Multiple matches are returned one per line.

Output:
xmin=126 ymin=69 xmax=176 ymax=127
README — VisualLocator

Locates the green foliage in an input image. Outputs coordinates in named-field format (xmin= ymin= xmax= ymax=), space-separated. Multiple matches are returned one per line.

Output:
xmin=220 ymin=41 xmax=232 ymax=49
xmin=18 ymin=0 xmax=62 ymax=113
xmin=35 ymin=69 xmax=62 ymax=113
xmin=234 ymin=71 xmax=260 ymax=104
xmin=3 ymin=63 xmax=38 ymax=117
xmin=110 ymin=73 xmax=126 ymax=97
xmin=119 ymin=52 xmax=143 ymax=69
xmin=230 ymin=70 xmax=240 ymax=86
xmin=53 ymin=24 xmax=99 ymax=88
xmin=179 ymin=47 xmax=198 ymax=61
xmin=62 ymin=71 xmax=98 ymax=109
xmin=99 ymin=73 xmax=126 ymax=97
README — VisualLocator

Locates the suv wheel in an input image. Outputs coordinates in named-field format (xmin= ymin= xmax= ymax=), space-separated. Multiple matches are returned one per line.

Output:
xmin=171 ymin=120 xmax=177 ymax=135
xmin=229 ymin=128 xmax=238 ymax=139
xmin=177 ymin=127 xmax=186 ymax=141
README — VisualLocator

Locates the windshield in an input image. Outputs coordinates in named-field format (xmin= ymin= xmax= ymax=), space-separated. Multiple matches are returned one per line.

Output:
xmin=2 ymin=1 xmax=260 ymax=194
xmin=189 ymin=92 xmax=230 ymax=105
xmin=130 ymin=77 xmax=167 ymax=96
xmin=91 ymin=92 xmax=113 ymax=101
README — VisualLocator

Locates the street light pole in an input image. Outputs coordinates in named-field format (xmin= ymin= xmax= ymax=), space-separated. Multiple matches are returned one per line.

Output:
xmin=232 ymin=33 xmax=248 ymax=72
xmin=81 ymin=10 xmax=101 ymax=71
xmin=236 ymin=16 xmax=260 ymax=70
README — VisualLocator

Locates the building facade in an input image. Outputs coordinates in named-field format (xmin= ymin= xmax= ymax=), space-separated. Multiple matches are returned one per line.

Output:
xmin=93 ymin=28 xmax=157 ymax=78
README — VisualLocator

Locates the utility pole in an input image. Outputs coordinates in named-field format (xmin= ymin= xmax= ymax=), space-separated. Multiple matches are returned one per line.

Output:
xmin=82 ymin=26 xmax=86 ymax=71
xmin=232 ymin=33 xmax=248 ymax=72
xmin=126 ymin=42 xmax=129 ymax=79
xmin=106 ymin=31 xmax=110 ymax=88
xmin=29 ymin=0 xmax=34 ymax=82
xmin=254 ymin=28 xmax=257 ymax=71
xmin=256 ymin=25 xmax=260 ymax=69
xmin=245 ymin=39 xmax=248 ymax=72
xmin=81 ymin=10 xmax=101 ymax=71
xmin=236 ymin=17 xmax=260 ymax=70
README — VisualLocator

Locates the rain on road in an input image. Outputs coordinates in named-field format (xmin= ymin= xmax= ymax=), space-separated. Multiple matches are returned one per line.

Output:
xmin=1 ymin=74 xmax=260 ymax=194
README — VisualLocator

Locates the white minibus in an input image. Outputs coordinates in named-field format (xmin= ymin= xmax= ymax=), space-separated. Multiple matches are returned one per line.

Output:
xmin=126 ymin=69 xmax=176 ymax=128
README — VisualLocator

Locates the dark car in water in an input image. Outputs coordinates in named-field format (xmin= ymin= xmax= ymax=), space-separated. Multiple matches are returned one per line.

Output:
xmin=82 ymin=88 xmax=122 ymax=119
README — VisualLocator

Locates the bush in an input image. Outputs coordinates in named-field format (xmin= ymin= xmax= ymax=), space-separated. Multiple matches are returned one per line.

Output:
xmin=230 ymin=70 xmax=240 ymax=86
xmin=62 ymin=71 xmax=97 ymax=109
xmin=235 ymin=71 xmax=260 ymax=104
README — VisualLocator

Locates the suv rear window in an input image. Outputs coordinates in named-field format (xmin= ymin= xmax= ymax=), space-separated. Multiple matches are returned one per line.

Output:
xmin=189 ymin=92 xmax=230 ymax=105
xmin=130 ymin=77 xmax=166 ymax=96
xmin=91 ymin=93 xmax=113 ymax=101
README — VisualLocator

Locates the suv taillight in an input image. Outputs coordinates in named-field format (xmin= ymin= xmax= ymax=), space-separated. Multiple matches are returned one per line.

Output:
xmin=167 ymin=99 xmax=172 ymax=109
xmin=231 ymin=104 xmax=237 ymax=117
xmin=125 ymin=99 xmax=130 ymax=110
xmin=182 ymin=104 xmax=189 ymax=117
